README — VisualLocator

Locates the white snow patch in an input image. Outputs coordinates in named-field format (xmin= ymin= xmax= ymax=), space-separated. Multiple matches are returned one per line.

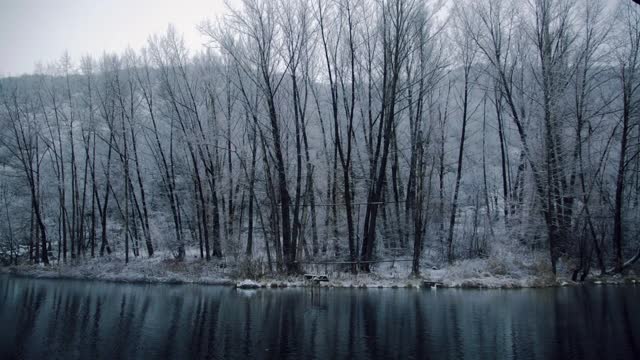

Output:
xmin=236 ymin=279 xmax=261 ymax=289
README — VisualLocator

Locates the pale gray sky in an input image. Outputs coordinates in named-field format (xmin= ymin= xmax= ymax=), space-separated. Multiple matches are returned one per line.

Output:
xmin=0 ymin=0 xmax=625 ymax=77
xmin=0 ymin=0 xmax=233 ymax=76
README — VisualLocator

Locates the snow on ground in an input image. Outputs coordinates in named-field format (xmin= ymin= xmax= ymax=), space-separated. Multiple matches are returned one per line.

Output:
xmin=236 ymin=279 xmax=261 ymax=288
xmin=1 ymin=252 xmax=234 ymax=285
xmin=421 ymin=249 xmax=556 ymax=288
xmin=3 ymin=247 xmax=638 ymax=289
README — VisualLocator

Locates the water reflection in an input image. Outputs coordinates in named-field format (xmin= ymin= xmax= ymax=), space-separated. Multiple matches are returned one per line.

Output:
xmin=0 ymin=275 xmax=638 ymax=360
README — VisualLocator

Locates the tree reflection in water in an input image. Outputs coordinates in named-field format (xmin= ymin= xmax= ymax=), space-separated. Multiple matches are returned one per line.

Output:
xmin=0 ymin=275 xmax=638 ymax=360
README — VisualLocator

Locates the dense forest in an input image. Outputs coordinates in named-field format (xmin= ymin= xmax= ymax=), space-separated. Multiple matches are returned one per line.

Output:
xmin=1 ymin=0 xmax=639 ymax=280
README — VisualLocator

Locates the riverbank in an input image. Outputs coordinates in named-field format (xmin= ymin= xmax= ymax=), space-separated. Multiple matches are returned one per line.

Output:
xmin=0 ymin=255 xmax=235 ymax=286
xmin=3 ymin=253 xmax=639 ymax=289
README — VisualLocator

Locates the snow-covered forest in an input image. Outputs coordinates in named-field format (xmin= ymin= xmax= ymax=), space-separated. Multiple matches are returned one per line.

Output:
xmin=1 ymin=0 xmax=639 ymax=281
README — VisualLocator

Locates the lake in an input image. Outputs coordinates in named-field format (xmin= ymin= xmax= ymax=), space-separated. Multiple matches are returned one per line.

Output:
xmin=0 ymin=274 xmax=638 ymax=359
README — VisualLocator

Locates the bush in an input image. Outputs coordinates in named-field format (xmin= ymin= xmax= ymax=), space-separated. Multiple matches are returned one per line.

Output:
xmin=232 ymin=258 xmax=267 ymax=279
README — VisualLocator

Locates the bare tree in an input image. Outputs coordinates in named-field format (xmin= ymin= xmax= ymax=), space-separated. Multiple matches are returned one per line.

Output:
xmin=0 ymin=82 xmax=49 ymax=264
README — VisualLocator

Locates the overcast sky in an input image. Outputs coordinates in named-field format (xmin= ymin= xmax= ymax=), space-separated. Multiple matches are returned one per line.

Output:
xmin=0 ymin=0 xmax=235 ymax=76
xmin=0 ymin=0 xmax=625 ymax=77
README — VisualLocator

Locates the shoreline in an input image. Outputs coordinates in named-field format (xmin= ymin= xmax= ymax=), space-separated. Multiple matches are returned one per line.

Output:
xmin=2 ymin=260 xmax=638 ymax=289
xmin=1 ymin=268 xmax=236 ymax=286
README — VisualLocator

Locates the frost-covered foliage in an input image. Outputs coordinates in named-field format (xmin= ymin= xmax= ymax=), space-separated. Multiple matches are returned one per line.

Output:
xmin=1 ymin=252 xmax=233 ymax=285
xmin=1 ymin=0 xmax=640 ymax=284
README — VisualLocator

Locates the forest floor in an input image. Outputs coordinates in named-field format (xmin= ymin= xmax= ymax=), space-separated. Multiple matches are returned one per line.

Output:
xmin=2 ymin=248 xmax=639 ymax=289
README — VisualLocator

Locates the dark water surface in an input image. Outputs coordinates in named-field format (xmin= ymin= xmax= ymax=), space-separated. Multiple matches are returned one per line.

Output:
xmin=0 ymin=274 xmax=638 ymax=360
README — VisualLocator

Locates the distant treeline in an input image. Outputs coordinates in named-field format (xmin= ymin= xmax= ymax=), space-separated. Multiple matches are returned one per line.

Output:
xmin=1 ymin=0 xmax=639 ymax=279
